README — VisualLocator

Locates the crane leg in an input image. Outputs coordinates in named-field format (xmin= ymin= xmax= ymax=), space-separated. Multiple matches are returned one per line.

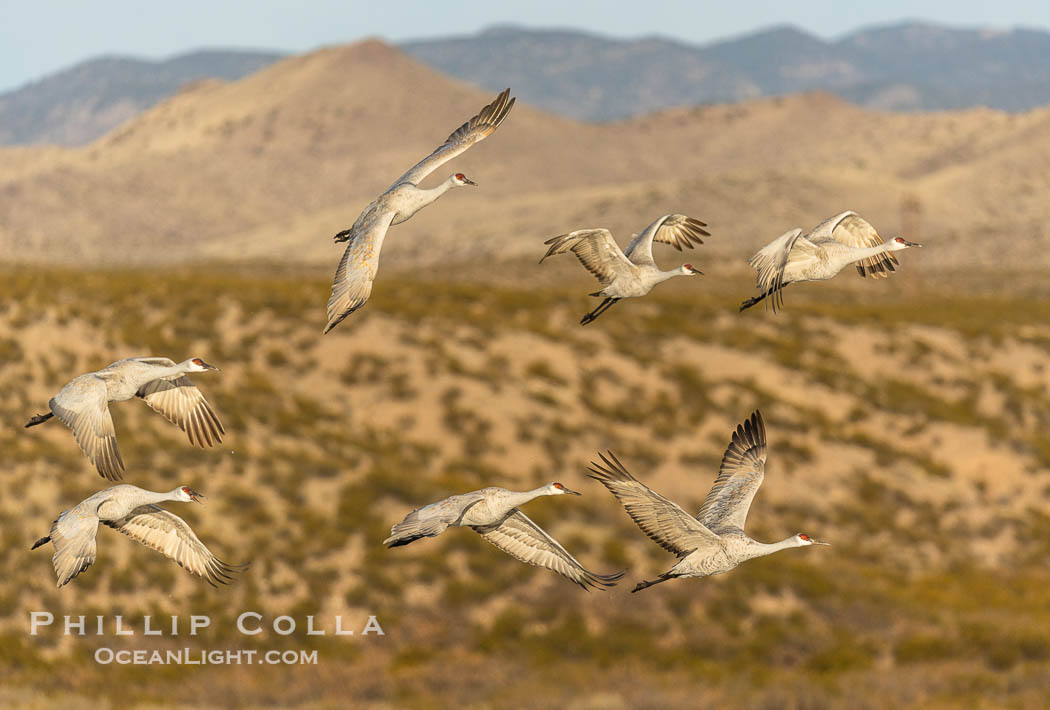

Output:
xmin=581 ymin=298 xmax=619 ymax=325
xmin=631 ymin=575 xmax=675 ymax=593
xmin=739 ymin=293 xmax=766 ymax=311
xmin=25 ymin=412 xmax=54 ymax=428
xmin=740 ymin=284 xmax=785 ymax=312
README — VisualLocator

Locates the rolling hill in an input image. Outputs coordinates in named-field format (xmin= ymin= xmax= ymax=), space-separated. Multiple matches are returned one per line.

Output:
xmin=0 ymin=49 xmax=283 ymax=146
xmin=2 ymin=34 xmax=1049 ymax=710
xmin=1 ymin=39 xmax=1049 ymax=277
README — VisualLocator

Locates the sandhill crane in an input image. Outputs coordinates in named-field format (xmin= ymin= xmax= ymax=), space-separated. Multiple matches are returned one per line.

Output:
xmin=741 ymin=210 xmax=921 ymax=312
xmin=31 ymin=485 xmax=246 ymax=587
xmin=588 ymin=411 xmax=829 ymax=592
xmin=324 ymin=88 xmax=516 ymax=333
xmin=540 ymin=214 xmax=709 ymax=324
xmin=385 ymin=482 xmax=625 ymax=590
xmin=24 ymin=357 xmax=224 ymax=480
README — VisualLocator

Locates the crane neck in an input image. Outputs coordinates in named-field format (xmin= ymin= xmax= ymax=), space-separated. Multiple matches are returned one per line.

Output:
xmin=160 ymin=488 xmax=187 ymax=503
xmin=127 ymin=488 xmax=183 ymax=506
xmin=416 ymin=177 xmax=458 ymax=206
xmin=162 ymin=361 xmax=194 ymax=378
xmin=133 ymin=360 xmax=191 ymax=381
xmin=655 ymin=267 xmax=686 ymax=283
xmin=745 ymin=536 xmax=803 ymax=560
xmin=506 ymin=485 xmax=555 ymax=508
xmin=849 ymin=243 xmax=894 ymax=262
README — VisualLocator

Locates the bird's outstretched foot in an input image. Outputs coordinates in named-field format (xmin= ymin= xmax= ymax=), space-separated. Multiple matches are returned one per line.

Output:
xmin=580 ymin=297 xmax=616 ymax=325
xmin=333 ymin=229 xmax=352 ymax=243
xmin=739 ymin=295 xmax=763 ymax=312
xmin=25 ymin=412 xmax=54 ymax=428
xmin=631 ymin=576 xmax=673 ymax=593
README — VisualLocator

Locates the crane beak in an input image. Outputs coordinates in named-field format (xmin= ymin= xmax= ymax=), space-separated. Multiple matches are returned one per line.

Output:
xmin=901 ymin=238 xmax=922 ymax=248
xmin=810 ymin=538 xmax=831 ymax=546
xmin=190 ymin=490 xmax=205 ymax=504
xmin=689 ymin=266 xmax=704 ymax=275
xmin=203 ymin=361 xmax=220 ymax=371
xmin=463 ymin=177 xmax=477 ymax=186
xmin=561 ymin=486 xmax=582 ymax=496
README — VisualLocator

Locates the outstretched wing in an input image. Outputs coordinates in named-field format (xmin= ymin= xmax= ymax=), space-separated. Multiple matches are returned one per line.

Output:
xmin=624 ymin=214 xmax=709 ymax=266
xmin=103 ymin=505 xmax=246 ymax=586
xmin=130 ymin=357 xmax=177 ymax=367
xmin=747 ymin=227 xmax=807 ymax=313
xmin=810 ymin=210 xmax=899 ymax=278
xmin=588 ymin=452 xmax=718 ymax=558
xmin=137 ymin=377 xmax=225 ymax=447
xmin=49 ymin=375 xmax=124 ymax=480
xmin=540 ymin=229 xmax=634 ymax=286
xmin=324 ymin=211 xmax=397 ymax=333
xmin=395 ymin=88 xmax=516 ymax=186
xmin=39 ymin=504 xmax=100 ymax=587
xmin=696 ymin=411 xmax=767 ymax=533
xmin=475 ymin=510 xmax=624 ymax=590
xmin=383 ymin=493 xmax=486 ymax=547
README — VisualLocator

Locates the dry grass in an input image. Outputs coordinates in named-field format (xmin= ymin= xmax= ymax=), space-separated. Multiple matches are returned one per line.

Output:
xmin=2 ymin=267 xmax=1049 ymax=708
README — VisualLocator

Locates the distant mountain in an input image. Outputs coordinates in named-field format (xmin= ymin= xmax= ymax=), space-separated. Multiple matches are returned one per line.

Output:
xmin=0 ymin=49 xmax=285 ymax=145
xmin=7 ymin=21 xmax=1050 ymax=147
xmin=3 ymin=38 xmax=1050 ymax=273
xmin=402 ymin=22 xmax=1050 ymax=118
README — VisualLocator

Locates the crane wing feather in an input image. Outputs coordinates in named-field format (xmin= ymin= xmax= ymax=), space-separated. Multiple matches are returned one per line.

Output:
xmin=746 ymin=227 xmax=805 ymax=313
xmin=475 ymin=510 xmax=624 ymax=590
xmin=137 ymin=376 xmax=225 ymax=448
xmin=810 ymin=211 xmax=899 ymax=279
xmin=383 ymin=493 xmax=486 ymax=547
xmin=540 ymin=229 xmax=633 ymax=285
xmin=325 ymin=211 xmax=397 ymax=333
xmin=42 ymin=504 xmax=100 ymax=587
xmin=588 ymin=452 xmax=718 ymax=557
xmin=395 ymin=88 xmax=515 ymax=187
xmin=103 ymin=505 xmax=246 ymax=586
xmin=697 ymin=411 xmax=767 ymax=532
xmin=130 ymin=357 xmax=177 ymax=367
xmin=49 ymin=375 xmax=124 ymax=480
xmin=624 ymin=214 xmax=709 ymax=266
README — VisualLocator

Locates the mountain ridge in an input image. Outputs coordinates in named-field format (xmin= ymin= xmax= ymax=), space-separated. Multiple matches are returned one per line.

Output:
xmin=7 ymin=22 xmax=1050 ymax=146
xmin=1 ymin=39 xmax=1049 ymax=274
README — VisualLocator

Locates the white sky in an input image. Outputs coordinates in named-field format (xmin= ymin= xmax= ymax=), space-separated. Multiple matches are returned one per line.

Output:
xmin=4 ymin=1 xmax=1050 ymax=92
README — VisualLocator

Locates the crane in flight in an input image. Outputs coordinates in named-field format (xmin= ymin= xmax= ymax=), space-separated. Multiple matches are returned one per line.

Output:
xmin=325 ymin=88 xmax=516 ymax=333
xmin=385 ymin=482 xmax=624 ymax=590
xmin=540 ymin=213 xmax=709 ymax=325
xmin=32 ymin=484 xmax=246 ymax=587
xmin=25 ymin=357 xmax=224 ymax=480
xmin=588 ymin=411 xmax=829 ymax=592
xmin=741 ymin=210 xmax=921 ymax=312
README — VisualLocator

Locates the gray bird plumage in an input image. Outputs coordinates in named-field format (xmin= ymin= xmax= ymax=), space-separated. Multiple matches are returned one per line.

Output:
xmin=588 ymin=411 xmax=829 ymax=592
xmin=540 ymin=213 xmax=709 ymax=324
xmin=325 ymin=88 xmax=516 ymax=333
xmin=25 ymin=357 xmax=224 ymax=479
xmin=385 ymin=483 xmax=624 ymax=590
xmin=31 ymin=485 xmax=247 ymax=588
xmin=741 ymin=210 xmax=922 ymax=312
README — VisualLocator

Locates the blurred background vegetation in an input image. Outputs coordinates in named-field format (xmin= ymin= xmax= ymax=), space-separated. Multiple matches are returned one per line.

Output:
xmin=2 ymin=264 xmax=1049 ymax=709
